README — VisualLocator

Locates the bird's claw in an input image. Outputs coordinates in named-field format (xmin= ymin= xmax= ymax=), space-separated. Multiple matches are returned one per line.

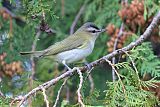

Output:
xmin=67 ymin=67 xmax=74 ymax=76
xmin=84 ymin=62 xmax=92 ymax=70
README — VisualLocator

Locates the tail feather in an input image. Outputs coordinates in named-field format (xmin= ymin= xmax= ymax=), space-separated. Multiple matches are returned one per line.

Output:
xmin=20 ymin=51 xmax=44 ymax=57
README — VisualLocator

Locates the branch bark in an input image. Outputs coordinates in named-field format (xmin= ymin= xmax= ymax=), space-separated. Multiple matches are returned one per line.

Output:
xmin=77 ymin=68 xmax=85 ymax=107
xmin=83 ymin=11 xmax=160 ymax=71
xmin=28 ymin=28 xmax=41 ymax=107
xmin=41 ymin=86 xmax=49 ymax=107
xmin=11 ymin=11 xmax=160 ymax=106
xmin=53 ymin=78 xmax=68 ymax=107
xmin=70 ymin=3 xmax=85 ymax=34
xmin=112 ymin=23 xmax=124 ymax=81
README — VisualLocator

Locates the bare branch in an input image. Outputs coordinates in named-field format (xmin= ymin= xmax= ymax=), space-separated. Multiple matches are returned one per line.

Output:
xmin=105 ymin=60 xmax=126 ymax=93
xmin=112 ymin=23 xmax=124 ymax=81
xmin=85 ymin=67 xmax=94 ymax=80
xmin=88 ymin=75 xmax=94 ymax=93
xmin=11 ymin=69 xmax=74 ymax=106
xmin=10 ymin=11 xmax=160 ymax=106
xmin=70 ymin=4 xmax=85 ymax=34
xmin=53 ymin=78 xmax=68 ymax=107
xmin=0 ymin=90 xmax=5 ymax=98
xmin=84 ymin=67 xmax=94 ymax=93
xmin=41 ymin=86 xmax=49 ymax=107
xmin=28 ymin=28 xmax=41 ymax=106
xmin=77 ymin=68 xmax=85 ymax=107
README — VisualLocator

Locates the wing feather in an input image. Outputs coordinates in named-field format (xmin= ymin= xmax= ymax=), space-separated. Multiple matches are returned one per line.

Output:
xmin=41 ymin=34 xmax=86 ymax=57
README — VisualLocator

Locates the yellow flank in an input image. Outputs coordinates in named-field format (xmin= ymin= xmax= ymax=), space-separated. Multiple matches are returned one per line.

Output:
xmin=78 ymin=42 xmax=87 ymax=49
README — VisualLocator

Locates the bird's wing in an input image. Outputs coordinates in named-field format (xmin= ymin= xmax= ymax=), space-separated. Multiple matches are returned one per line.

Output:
xmin=41 ymin=34 xmax=87 ymax=57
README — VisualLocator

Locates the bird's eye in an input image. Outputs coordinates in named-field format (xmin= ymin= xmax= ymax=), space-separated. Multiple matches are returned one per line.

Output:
xmin=92 ymin=30 xmax=96 ymax=33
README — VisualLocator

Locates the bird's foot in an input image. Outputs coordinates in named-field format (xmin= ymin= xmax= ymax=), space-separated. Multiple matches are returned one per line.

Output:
xmin=84 ymin=62 xmax=92 ymax=70
xmin=67 ymin=67 xmax=72 ymax=71
xmin=62 ymin=60 xmax=72 ymax=71
xmin=65 ymin=66 xmax=74 ymax=76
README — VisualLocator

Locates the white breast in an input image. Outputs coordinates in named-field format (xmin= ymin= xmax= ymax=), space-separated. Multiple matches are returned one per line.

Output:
xmin=55 ymin=40 xmax=95 ymax=64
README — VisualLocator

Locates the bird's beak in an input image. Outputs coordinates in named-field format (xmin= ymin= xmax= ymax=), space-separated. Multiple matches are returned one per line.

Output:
xmin=100 ymin=28 xmax=106 ymax=33
xmin=96 ymin=28 xmax=106 ymax=33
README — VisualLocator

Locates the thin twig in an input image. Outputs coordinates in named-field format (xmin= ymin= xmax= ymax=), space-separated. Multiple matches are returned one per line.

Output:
xmin=70 ymin=4 xmax=85 ymax=34
xmin=28 ymin=29 xmax=41 ymax=107
xmin=42 ymin=10 xmax=45 ymax=21
xmin=61 ymin=0 xmax=65 ymax=17
xmin=61 ymin=68 xmax=70 ymax=103
xmin=111 ymin=0 xmax=127 ymax=82
xmin=105 ymin=60 xmax=126 ymax=93
xmin=11 ymin=69 xmax=74 ymax=107
xmin=112 ymin=23 xmax=124 ymax=81
xmin=10 ymin=11 xmax=160 ymax=106
xmin=88 ymin=75 xmax=94 ymax=93
xmin=122 ymin=50 xmax=142 ymax=89
xmin=85 ymin=67 xmax=94 ymax=81
xmin=84 ymin=67 xmax=94 ymax=93
xmin=105 ymin=60 xmax=128 ymax=105
xmin=0 ymin=90 xmax=5 ymax=98
xmin=53 ymin=78 xmax=68 ymax=107
xmin=66 ymin=84 xmax=70 ymax=103
xmin=77 ymin=68 xmax=85 ymax=107
xmin=41 ymin=86 xmax=50 ymax=107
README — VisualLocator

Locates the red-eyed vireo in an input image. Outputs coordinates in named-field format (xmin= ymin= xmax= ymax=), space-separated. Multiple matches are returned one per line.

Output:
xmin=20 ymin=22 xmax=106 ymax=70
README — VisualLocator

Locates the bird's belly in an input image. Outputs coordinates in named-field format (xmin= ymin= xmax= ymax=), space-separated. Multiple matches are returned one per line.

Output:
xmin=55 ymin=48 xmax=92 ymax=64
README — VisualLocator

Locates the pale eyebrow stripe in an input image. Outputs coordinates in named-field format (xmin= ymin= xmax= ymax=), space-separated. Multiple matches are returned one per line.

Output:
xmin=87 ymin=27 xmax=96 ymax=31
xmin=89 ymin=24 xmax=99 ymax=30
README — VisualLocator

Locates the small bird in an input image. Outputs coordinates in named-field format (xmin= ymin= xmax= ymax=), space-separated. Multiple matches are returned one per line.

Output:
xmin=20 ymin=22 xmax=106 ymax=70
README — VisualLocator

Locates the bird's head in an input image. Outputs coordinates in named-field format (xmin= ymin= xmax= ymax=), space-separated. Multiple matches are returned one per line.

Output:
xmin=75 ymin=22 xmax=106 ymax=37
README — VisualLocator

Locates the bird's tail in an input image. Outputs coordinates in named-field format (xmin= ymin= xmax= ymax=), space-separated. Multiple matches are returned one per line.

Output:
xmin=20 ymin=51 xmax=44 ymax=58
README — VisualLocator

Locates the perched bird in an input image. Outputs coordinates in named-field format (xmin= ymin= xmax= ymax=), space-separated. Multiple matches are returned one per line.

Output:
xmin=20 ymin=22 xmax=106 ymax=70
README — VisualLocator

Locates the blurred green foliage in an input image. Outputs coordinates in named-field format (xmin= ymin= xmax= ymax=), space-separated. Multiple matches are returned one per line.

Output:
xmin=0 ymin=0 xmax=160 ymax=107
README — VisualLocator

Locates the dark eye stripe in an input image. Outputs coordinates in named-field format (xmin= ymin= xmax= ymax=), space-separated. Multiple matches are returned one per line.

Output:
xmin=89 ymin=25 xmax=100 ymax=30
xmin=88 ymin=30 xmax=99 ymax=33
xmin=91 ymin=30 xmax=96 ymax=33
